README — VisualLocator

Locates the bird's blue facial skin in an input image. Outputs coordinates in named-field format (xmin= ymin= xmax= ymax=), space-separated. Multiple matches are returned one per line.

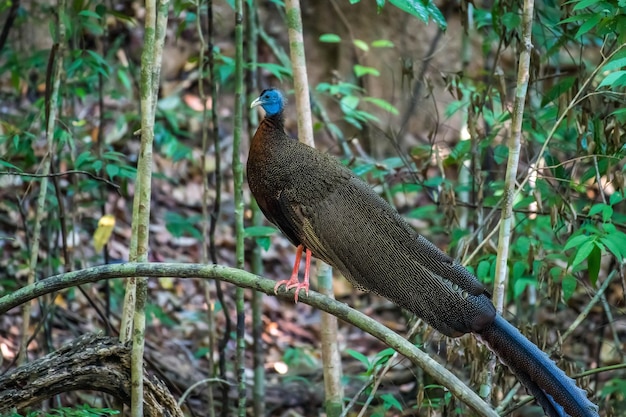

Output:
xmin=257 ymin=89 xmax=283 ymax=116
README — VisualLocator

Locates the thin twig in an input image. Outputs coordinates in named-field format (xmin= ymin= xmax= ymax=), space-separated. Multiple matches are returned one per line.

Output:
xmin=0 ymin=170 xmax=121 ymax=193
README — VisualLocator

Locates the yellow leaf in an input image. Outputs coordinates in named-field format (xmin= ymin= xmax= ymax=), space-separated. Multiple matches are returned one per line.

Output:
xmin=161 ymin=277 xmax=175 ymax=290
xmin=54 ymin=293 xmax=67 ymax=309
xmin=93 ymin=214 xmax=116 ymax=252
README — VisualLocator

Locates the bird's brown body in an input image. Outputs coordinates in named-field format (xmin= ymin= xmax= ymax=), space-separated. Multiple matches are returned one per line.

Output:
xmin=248 ymin=112 xmax=495 ymax=338
xmin=247 ymin=89 xmax=598 ymax=417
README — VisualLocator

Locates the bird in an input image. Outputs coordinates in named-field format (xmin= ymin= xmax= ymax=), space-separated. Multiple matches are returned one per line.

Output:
xmin=247 ymin=88 xmax=599 ymax=417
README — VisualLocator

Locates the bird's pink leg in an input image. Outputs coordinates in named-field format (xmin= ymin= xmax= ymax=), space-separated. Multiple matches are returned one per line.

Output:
xmin=288 ymin=248 xmax=311 ymax=303
xmin=274 ymin=245 xmax=311 ymax=302
xmin=274 ymin=244 xmax=303 ymax=298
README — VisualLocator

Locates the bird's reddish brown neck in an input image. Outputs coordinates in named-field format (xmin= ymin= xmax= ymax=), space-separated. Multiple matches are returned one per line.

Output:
xmin=260 ymin=113 xmax=285 ymax=132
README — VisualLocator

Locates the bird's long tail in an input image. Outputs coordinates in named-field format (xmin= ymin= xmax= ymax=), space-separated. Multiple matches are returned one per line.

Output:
xmin=478 ymin=315 xmax=599 ymax=417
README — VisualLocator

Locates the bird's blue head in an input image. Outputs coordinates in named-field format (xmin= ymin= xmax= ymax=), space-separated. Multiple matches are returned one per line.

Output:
xmin=250 ymin=88 xmax=285 ymax=117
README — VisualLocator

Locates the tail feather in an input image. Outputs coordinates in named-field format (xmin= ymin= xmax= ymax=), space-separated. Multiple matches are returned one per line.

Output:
xmin=479 ymin=315 xmax=598 ymax=417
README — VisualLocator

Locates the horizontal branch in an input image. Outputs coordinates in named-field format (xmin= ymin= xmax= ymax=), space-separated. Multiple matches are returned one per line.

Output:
xmin=0 ymin=262 xmax=497 ymax=417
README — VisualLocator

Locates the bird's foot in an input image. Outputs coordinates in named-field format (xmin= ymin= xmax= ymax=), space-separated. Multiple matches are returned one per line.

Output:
xmin=273 ymin=278 xmax=309 ymax=303
xmin=274 ymin=245 xmax=312 ymax=303
xmin=286 ymin=281 xmax=309 ymax=303
xmin=274 ymin=276 xmax=299 ymax=296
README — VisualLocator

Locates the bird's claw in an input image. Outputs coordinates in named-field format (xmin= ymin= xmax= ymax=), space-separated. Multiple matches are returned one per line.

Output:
xmin=274 ymin=279 xmax=309 ymax=303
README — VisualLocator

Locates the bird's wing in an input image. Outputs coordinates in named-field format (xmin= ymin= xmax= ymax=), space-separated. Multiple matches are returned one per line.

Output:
xmin=285 ymin=176 xmax=495 ymax=336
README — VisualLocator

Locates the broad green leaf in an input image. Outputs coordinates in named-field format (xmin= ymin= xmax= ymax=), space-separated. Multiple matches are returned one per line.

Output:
xmin=559 ymin=13 xmax=589 ymax=24
xmin=340 ymin=95 xmax=360 ymax=113
xmin=609 ymin=192 xmax=623 ymax=206
xmin=0 ymin=159 xmax=22 ymax=170
xmin=319 ymin=33 xmax=341 ymax=43
xmin=602 ymin=205 xmax=613 ymax=222
xmin=562 ymin=274 xmax=577 ymax=301
xmin=243 ymin=225 xmax=278 ymax=237
xmin=610 ymin=107 xmax=626 ymax=120
xmin=255 ymin=62 xmax=292 ymax=81
xmin=501 ymin=12 xmax=521 ymax=30
xmin=354 ymin=64 xmax=379 ymax=77
xmin=372 ymin=39 xmax=395 ymax=48
xmin=106 ymin=164 xmax=120 ymax=179
xmin=373 ymin=347 xmax=397 ymax=367
xmin=363 ymin=97 xmax=398 ymax=114
xmin=389 ymin=0 xmax=429 ymax=23
xmin=512 ymin=261 xmax=526 ymax=280
xmin=575 ymin=13 xmax=601 ymax=38
xmin=600 ymin=237 xmax=621 ymax=260
xmin=445 ymin=139 xmax=471 ymax=164
xmin=572 ymin=0 xmax=602 ymax=10
xmin=598 ymin=70 xmax=626 ymax=88
xmin=513 ymin=278 xmax=536 ymax=298
xmin=587 ymin=245 xmax=601 ymax=286
xmin=493 ymin=144 xmax=509 ymax=165
xmin=477 ymin=260 xmax=491 ymax=280
xmin=599 ymin=51 xmax=626 ymax=72
xmin=541 ymin=76 xmax=576 ymax=106
xmin=571 ymin=239 xmax=595 ymax=268
xmin=381 ymin=393 xmax=404 ymax=411
xmin=78 ymin=10 xmax=102 ymax=19
xmin=353 ymin=39 xmax=369 ymax=51
xmin=601 ymin=232 xmax=626 ymax=261
xmin=588 ymin=203 xmax=608 ymax=217
xmin=425 ymin=0 xmax=447 ymax=28
xmin=345 ymin=349 xmax=370 ymax=368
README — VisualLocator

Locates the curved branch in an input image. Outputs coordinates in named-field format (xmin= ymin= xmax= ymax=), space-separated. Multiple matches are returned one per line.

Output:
xmin=0 ymin=262 xmax=497 ymax=417
xmin=0 ymin=333 xmax=183 ymax=417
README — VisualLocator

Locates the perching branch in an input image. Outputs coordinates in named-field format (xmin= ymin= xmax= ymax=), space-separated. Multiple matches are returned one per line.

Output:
xmin=0 ymin=263 xmax=498 ymax=417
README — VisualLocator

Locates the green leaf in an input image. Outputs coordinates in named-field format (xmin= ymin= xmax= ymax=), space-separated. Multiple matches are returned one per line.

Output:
xmin=601 ymin=232 xmax=626 ymax=261
xmin=575 ymin=13 xmax=601 ymax=38
xmin=244 ymin=225 xmax=278 ymax=237
xmin=371 ymin=39 xmax=394 ymax=48
xmin=319 ymin=33 xmax=341 ymax=43
xmin=587 ymin=245 xmax=601 ymax=286
xmin=353 ymin=39 xmax=369 ymax=51
xmin=609 ymin=192 xmax=623 ymax=206
xmin=363 ymin=97 xmax=398 ymax=114
xmin=256 ymin=236 xmax=271 ymax=251
xmin=512 ymin=261 xmax=526 ymax=280
xmin=0 ymin=159 xmax=22 ymax=170
xmin=354 ymin=64 xmax=379 ymax=77
xmin=254 ymin=62 xmax=292 ymax=81
xmin=106 ymin=164 xmax=120 ymax=179
xmin=477 ymin=260 xmax=491 ymax=280
xmin=425 ymin=0 xmax=447 ymax=28
xmin=599 ymin=50 xmax=626 ymax=72
xmin=340 ymin=95 xmax=360 ymax=113
xmin=389 ymin=0 xmax=429 ymax=22
xmin=373 ymin=347 xmax=397 ymax=367
xmin=501 ymin=12 xmax=521 ymax=30
xmin=562 ymin=274 xmax=577 ymax=301
xmin=571 ymin=239 xmax=595 ymax=268
xmin=345 ymin=349 xmax=370 ymax=368
xmin=602 ymin=205 xmax=613 ymax=222
xmin=598 ymin=70 xmax=626 ymax=88
xmin=588 ymin=203 xmax=608 ymax=217
xmin=380 ymin=393 xmax=404 ymax=411
xmin=541 ymin=76 xmax=576 ymax=106
xmin=78 ymin=10 xmax=102 ymax=19
xmin=572 ymin=0 xmax=602 ymax=10
xmin=493 ymin=144 xmax=509 ymax=165
xmin=445 ymin=139 xmax=471 ymax=164
xmin=513 ymin=278 xmax=536 ymax=298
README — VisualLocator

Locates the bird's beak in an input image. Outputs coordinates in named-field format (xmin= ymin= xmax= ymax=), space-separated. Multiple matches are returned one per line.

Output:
xmin=250 ymin=97 xmax=262 ymax=108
